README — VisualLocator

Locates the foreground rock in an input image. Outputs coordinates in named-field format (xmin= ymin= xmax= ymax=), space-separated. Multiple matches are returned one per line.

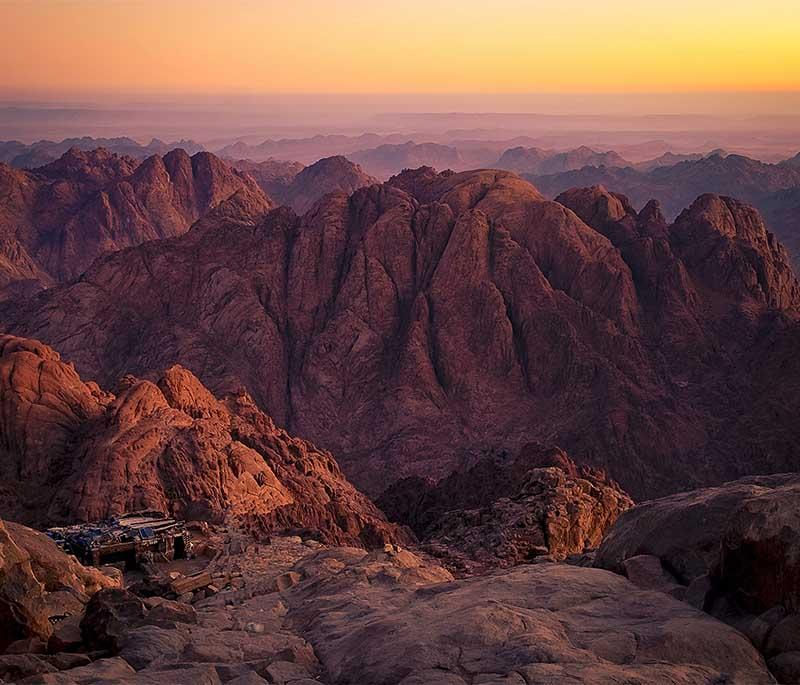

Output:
xmin=380 ymin=445 xmax=632 ymax=572
xmin=596 ymin=473 xmax=800 ymax=683
xmin=0 ymin=519 xmax=117 ymax=652
xmin=284 ymin=546 xmax=771 ymax=684
xmin=4 ymin=535 xmax=773 ymax=684
xmin=0 ymin=335 xmax=407 ymax=548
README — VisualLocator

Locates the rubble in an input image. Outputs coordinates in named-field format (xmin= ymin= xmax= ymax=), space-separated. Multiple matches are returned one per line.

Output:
xmin=46 ymin=512 xmax=191 ymax=569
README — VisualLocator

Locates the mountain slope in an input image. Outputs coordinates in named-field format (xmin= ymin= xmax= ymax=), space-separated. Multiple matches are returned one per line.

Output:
xmin=0 ymin=334 xmax=405 ymax=547
xmin=0 ymin=147 xmax=271 ymax=293
xmin=2 ymin=168 xmax=799 ymax=500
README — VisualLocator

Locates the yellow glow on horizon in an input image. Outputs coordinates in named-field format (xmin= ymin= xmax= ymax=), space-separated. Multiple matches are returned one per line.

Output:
xmin=1 ymin=0 xmax=799 ymax=94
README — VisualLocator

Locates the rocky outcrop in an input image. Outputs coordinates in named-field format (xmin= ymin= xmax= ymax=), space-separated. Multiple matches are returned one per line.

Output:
xmin=0 ymin=519 xmax=117 ymax=652
xmin=379 ymin=445 xmax=632 ymax=572
xmin=0 ymin=147 xmax=271 ymax=292
xmin=595 ymin=474 xmax=800 ymax=683
xmin=595 ymin=473 xmax=800 ymax=614
xmin=14 ymin=534 xmax=772 ymax=684
xmin=0 ymin=334 xmax=407 ymax=547
xmin=2 ymin=168 xmax=800 ymax=500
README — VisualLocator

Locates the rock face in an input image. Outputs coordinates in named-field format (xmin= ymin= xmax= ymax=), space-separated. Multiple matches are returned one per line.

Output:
xmin=0 ymin=518 xmax=116 ymax=651
xmin=595 ymin=474 xmax=800 ymax=684
xmin=2 ymin=168 xmax=800 ymax=500
xmin=761 ymin=186 xmax=800 ymax=269
xmin=0 ymin=147 xmax=270 ymax=295
xmin=379 ymin=445 xmax=632 ymax=571
xmin=0 ymin=334 xmax=407 ymax=547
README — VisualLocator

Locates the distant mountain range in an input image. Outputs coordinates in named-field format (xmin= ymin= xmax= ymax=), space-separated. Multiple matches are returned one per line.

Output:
xmin=0 ymin=147 xmax=269 ymax=297
xmin=527 ymin=153 xmax=800 ymax=267
xmin=0 ymin=136 xmax=204 ymax=169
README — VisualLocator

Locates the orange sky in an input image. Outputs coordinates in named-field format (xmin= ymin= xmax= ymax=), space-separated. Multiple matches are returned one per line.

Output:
xmin=1 ymin=0 xmax=799 ymax=95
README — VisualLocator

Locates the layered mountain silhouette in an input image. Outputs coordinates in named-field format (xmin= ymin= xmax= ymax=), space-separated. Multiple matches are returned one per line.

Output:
xmin=349 ymin=142 xmax=464 ymax=179
xmin=0 ymin=137 xmax=204 ymax=169
xmin=2 ymin=165 xmax=799 ymax=501
xmin=529 ymin=153 xmax=800 ymax=266
xmin=0 ymin=147 xmax=270 ymax=297
xmin=495 ymin=145 xmax=630 ymax=175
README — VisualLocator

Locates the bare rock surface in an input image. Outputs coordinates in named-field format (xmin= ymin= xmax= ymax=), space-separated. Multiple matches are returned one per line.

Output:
xmin=0 ymin=334 xmax=407 ymax=547
xmin=9 ymin=535 xmax=772 ymax=685
xmin=595 ymin=473 xmax=800 ymax=614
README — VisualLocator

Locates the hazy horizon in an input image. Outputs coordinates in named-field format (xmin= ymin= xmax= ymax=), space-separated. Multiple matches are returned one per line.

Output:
xmin=1 ymin=1 xmax=799 ymax=158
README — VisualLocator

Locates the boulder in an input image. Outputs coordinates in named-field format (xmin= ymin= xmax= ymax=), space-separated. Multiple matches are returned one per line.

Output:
xmin=622 ymin=554 xmax=686 ymax=599
xmin=118 ymin=625 xmax=190 ymax=671
xmin=595 ymin=473 xmax=800 ymax=615
xmin=80 ymin=589 xmax=146 ymax=652
xmin=140 ymin=600 xmax=197 ymax=627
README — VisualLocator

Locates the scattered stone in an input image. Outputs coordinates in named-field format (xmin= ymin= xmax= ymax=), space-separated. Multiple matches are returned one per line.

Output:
xmin=48 ymin=615 xmax=84 ymax=653
xmin=0 ymin=654 xmax=56 ymax=682
xmin=227 ymin=673 xmax=269 ymax=685
xmin=272 ymin=572 xmax=301 ymax=592
xmin=5 ymin=637 xmax=47 ymax=654
xmin=264 ymin=660 xmax=312 ymax=684
xmin=40 ymin=653 xmax=92 ymax=671
xmin=623 ymin=554 xmax=685 ymax=599
xmin=80 ymin=588 xmax=146 ymax=652
xmin=142 ymin=599 xmax=197 ymax=626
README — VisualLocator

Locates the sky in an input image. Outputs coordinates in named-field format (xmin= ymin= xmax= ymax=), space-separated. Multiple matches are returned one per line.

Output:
xmin=1 ymin=0 xmax=799 ymax=97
